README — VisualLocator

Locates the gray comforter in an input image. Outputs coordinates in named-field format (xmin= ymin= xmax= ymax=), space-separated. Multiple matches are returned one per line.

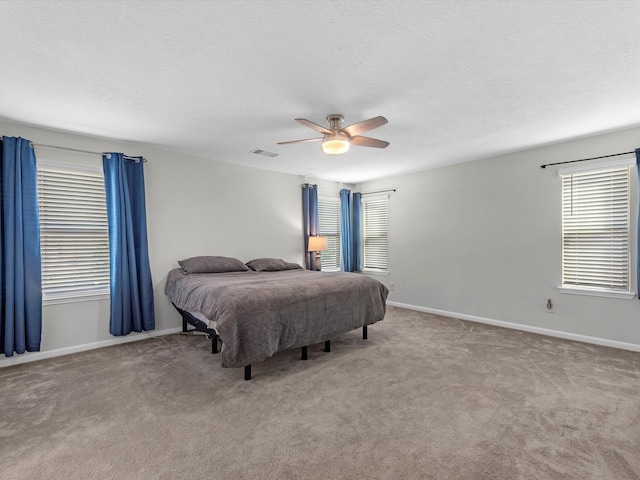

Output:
xmin=164 ymin=268 xmax=389 ymax=368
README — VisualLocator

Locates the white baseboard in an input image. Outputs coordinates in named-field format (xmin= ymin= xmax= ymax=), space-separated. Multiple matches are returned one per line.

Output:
xmin=5 ymin=303 xmax=639 ymax=368
xmin=0 ymin=327 xmax=183 ymax=368
xmin=387 ymin=301 xmax=640 ymax=353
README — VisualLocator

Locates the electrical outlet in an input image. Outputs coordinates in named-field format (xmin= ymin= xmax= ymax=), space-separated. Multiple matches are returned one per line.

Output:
xmin=546 ymin=298 xmax=554 ymax=313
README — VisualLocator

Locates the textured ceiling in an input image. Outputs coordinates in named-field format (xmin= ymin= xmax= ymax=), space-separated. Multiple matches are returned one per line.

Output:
xmin=1 ymin=0 xmax=640 ymax=183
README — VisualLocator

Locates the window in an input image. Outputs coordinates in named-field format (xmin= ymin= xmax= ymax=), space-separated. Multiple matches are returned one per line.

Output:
xmin=559 ymin=158 xmax=633 ymax=298
xmin=318 ymin=197 xmax=341 ymax=271
xmin=37 ymin=162 xmax=110 ymax=303
xmin=362 ymin=195 xmax=388 ymax=272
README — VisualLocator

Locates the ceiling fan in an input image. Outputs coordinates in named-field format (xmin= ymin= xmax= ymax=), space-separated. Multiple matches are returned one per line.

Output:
xmin=278 ymin=114 xmax=389 ymax=154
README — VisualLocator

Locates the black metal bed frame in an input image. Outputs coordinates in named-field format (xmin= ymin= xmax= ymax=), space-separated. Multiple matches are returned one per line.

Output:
xmin=173 ymin=303 xmax=220 ymax=353
xmin=172 ymin=303 xmax=368 ymax=381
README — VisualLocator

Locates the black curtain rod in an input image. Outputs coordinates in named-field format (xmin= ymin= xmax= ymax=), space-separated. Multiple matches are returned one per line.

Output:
xmin=361 ymin=189 xmax=396 ymax=196
xmin=32 ymin=143 xmax=148 ymax=163
xmin=540 ymin=151 xmax=634 ymax=169
xmin=0 ymin=137 xmax=148 ymax=163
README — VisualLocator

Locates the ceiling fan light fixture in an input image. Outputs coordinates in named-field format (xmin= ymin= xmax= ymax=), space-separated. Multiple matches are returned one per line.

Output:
xmin=278 ymin=114 xmax=388 ymax=153
xmin=322 ymin=132 xmax=350 ymax=154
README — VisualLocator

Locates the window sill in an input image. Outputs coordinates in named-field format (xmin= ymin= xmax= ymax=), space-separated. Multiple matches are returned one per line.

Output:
xmin=43 ymin=290 xmax=110 ymax=306
xmin=360 ymin=269 xmax=389 ymax=276
xmin=558 ymin=286 xmax=635 ymax=300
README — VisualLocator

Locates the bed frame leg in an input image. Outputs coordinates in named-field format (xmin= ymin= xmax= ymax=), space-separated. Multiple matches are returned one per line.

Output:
xmin=182 ymin=317 xmax=188 ymax=333
xmin=244 ymin=365 xmax=252 ymax=381
xmin=211 ymin=334 xmax=219 ymax=354
xmin=324 ymin=340 xmax=331 ymax=352
xmin=363 ymin=325 xmax=368 ymax=340
xmin=301 ymin=346 xmax=308 ymax=360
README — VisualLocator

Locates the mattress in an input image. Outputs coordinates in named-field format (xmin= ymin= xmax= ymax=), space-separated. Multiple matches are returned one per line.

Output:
xmin=165 ymin=268 xmax=388 ymax=368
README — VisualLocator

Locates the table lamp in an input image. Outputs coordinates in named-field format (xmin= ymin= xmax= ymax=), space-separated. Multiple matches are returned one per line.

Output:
xmin=307 ymin=236 xmax=328 ymax=271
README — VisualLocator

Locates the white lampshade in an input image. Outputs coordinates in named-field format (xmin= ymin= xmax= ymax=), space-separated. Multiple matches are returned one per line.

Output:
xmin=307 ymin=236 xmax=328 ymax=252
xmin=322 ymin=132 xmax=350 ymax=154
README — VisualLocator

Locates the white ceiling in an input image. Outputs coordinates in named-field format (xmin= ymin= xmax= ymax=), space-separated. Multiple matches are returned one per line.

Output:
xmin=1 ymin=0 xmax=640 ymax=183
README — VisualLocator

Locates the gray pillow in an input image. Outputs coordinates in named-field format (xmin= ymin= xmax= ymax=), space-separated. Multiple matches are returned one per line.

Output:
xmin=245 ymin=258 xmax=303 ymax=272
xmin=179 ymin=256 xmax=250 ymax=274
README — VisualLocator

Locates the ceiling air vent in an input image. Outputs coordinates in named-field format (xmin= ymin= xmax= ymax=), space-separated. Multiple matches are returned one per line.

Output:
xmin=250 ymin=149 xmax=279 ymax=158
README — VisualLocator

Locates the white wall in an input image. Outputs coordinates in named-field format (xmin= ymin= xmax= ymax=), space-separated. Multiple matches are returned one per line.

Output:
xmin=357 ymin=125 xmax=640 ymax=350
xmin=4 ymin=119 xmax=640 ymax=366
xmin=0 ymin=121 xmax=304 ymax=366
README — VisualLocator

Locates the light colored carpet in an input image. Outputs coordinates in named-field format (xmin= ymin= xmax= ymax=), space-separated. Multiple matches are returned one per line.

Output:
xmin=1 ymin=306 xmax=639 ymax=480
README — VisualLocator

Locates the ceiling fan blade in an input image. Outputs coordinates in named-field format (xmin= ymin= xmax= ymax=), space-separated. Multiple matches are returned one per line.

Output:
xmin=342 ymin=116 xmax=388 ymax=137
xmin=295 ymin=118 xmax=332 ymax=135
xmin=349 ymin=135 xmax=390 ymax=149
xmin=277 ymin=137 xmax=323 ymax=145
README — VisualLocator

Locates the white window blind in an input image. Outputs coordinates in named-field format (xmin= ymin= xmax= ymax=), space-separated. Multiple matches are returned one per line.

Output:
xmin=318 ymin=198 xmax=341 ymax=271
xmin=560 ymin=164 xmax=631 ymax=295
xmin=37 ymin=163 xmax=110 ymax=301
xmin=362 ymin=196 xmax=388 ymax=272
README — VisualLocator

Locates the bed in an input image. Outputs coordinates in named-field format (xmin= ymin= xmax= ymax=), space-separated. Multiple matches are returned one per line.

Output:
xmin=164 ymin=256 xmax=389 ymax=379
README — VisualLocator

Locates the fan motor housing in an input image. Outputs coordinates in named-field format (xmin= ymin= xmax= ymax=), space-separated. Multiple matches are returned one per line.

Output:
xmin=326 ymin=114 xmax=345 ymax=131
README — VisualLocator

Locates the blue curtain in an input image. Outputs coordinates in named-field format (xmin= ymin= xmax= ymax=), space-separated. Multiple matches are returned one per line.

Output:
xmin=302 ymin=183 xmax=319 ymax=270
xmin=340 ymin=189 xmax=353 ymax=271
xmin=102 ymin=153 xmax=155 ymax=336
xmin=352 ymin=192 xmax=362 ymax=272
xmin=636 ymin=149 xmax=640 ymax=299
xmin=0 ymin=137 xmax=42 ymax=356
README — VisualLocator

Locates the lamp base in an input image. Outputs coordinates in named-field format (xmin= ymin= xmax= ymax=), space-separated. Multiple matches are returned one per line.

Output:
xmin=314 ymin=252 xmax=322 ymax=271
